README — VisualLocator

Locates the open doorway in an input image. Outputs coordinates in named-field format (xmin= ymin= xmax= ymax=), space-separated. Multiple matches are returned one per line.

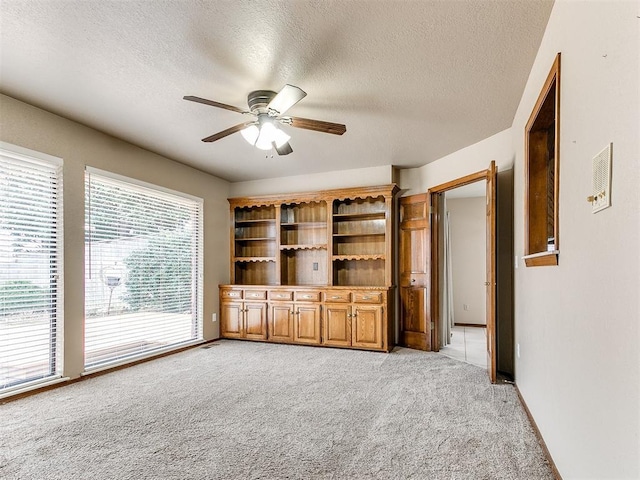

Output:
xmin=428 ymin=162 xmax=497 ymax=383
xmin=397 ymin=161 xmax=515 ymax=383
xmin=438 ymin=181 xmax=488 ymax=368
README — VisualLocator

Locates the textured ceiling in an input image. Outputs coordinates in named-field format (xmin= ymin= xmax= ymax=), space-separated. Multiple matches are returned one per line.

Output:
xmin=0 ymin=0 xmax=553 ymax=182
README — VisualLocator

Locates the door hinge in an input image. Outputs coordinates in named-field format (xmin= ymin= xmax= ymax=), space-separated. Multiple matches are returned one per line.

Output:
xmin=430 ymin=321 xmax=435 ymax=329
xmin=428 ymin=205 xmax=433 ymax=215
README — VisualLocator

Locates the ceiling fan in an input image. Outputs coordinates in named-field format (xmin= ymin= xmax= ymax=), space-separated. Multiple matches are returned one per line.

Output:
xmin=184 ymin=84 xmax=346 ymax=156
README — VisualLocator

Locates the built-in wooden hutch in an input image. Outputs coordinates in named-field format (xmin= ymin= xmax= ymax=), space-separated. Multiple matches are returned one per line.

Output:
xmin=220 ymin=184 xmax=398 ymax=352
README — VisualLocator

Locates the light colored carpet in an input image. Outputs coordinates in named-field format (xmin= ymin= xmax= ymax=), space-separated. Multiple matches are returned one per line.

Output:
xmin=0 ymin=340 xmax=553 ymax=479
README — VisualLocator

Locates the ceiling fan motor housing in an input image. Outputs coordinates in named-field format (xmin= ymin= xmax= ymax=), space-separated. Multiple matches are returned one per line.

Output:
xmin=247 ymin=90 xmax=277 ymax=114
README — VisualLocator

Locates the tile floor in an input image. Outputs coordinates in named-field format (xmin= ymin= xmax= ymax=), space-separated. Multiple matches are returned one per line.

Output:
xmin=439 ymin=325 xmax=487 ymax=368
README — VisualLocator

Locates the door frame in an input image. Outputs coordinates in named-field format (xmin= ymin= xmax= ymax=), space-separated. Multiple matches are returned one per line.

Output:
xmin=428 ymin=161 xmax=497 ymax=383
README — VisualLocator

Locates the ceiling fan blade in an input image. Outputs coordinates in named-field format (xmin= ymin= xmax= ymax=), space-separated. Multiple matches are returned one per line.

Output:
xmin=201 ymin=122 xmax=255 ymax=143
xmin=274 ymin=141 xmax=293 ymax=156
xmin=286 ymin=116 xmax=346 ymax=136
xmin=184 ymin=95 xmax=249 ymax=115
xmin=267 ymin=84 xmax=307 ymax=115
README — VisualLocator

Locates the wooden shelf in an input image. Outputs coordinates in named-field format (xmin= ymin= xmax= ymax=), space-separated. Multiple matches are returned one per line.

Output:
xmin=523 ymin=250 xmax=559 ymax=267
xmin=235 ymin=237 xmax=276 ymax=242
xmin=281 ymin=222 xmax=326 ymax=228
xmin=235 ymin=218 xmax=276 ymax=225
xmin=333 ymin=233 xmax=385 ymax=238
xmin=333 ymin=254 xmax=385 ymax=261
xmin=280 ymin=244 xmax=327 ymax=251
xmin=234 ymin=257 xmax=276 ymax=263
xmin=332 ymin=212 xmax=385 ymax=221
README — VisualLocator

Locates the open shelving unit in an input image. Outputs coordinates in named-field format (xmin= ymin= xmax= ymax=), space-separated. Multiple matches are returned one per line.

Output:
xmin=331 ymin=195 xmax=387 ymax=286
xmin=233 ymin=205 xmax=277 ymax=284
xmin=280 ymin=201 xmax=328 ymax=286
xmin=228 ymin=185 xmax=398 ymax=286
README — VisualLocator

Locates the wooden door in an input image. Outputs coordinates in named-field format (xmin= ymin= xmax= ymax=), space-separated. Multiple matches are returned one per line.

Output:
xmin=244 ymin=302 xmax=267 ymax=340
xmin=220 ymin=301 xmax=243 ymax=338
xmin=270 ymin=303 xmax=293 ymax=342
xmin=323 ymin=304 xmax=351 ymax=347
xmin=399 ymin=194 xmax=430 ymax=350
xmin=352 ymin=305 xmax=383 ymax=349
xmin=293 ymin=304 xmax=321 ymax=345
xmin=486 ymin=161 xmax=497 ymax=383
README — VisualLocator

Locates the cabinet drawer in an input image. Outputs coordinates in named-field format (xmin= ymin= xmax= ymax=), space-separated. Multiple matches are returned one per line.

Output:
xmin=324 ymin=291 xmax=351 ymax=303
xmin=244 ymin=290 xmax=267 ymax=300
xmin=295 ymin=291 xmax=321 ymax=302
xmin=269 ymin=290 xmax=294 ymax=301
xmin=221 ymin=289 xmax=242 ymax=299
xmin=353 ymin=292 xmax=383 ymax=304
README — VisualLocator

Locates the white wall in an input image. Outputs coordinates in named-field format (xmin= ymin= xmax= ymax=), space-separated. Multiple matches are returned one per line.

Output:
xmin=0 ymin=94 xmax=231 ymax=379
xmin=230 ymin=165 xmax=394 ymax=197
xmin=446 ymin=196 xmax=486 ymax=325
xmin=397 ymin=128 xmax=513 ymax=195
xmin=511 ymin=1 xmax=640 ymax=478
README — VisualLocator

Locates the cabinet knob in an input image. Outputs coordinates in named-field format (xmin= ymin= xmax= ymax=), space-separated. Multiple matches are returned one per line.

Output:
xmin=411 ymin=279 xmax=416 ymax=283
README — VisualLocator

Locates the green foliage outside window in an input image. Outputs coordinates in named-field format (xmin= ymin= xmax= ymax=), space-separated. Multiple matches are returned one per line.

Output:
xmin=0 ymin=280 xmax=47 ymax=315
xmin=123 ymin=230 xmax=194 ymax=314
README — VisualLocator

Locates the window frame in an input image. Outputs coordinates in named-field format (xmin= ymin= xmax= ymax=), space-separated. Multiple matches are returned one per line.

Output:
xmin=0 ymin=141 xmax=64 ymax=397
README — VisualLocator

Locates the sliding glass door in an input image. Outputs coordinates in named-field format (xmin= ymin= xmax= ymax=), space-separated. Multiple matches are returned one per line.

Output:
xmin=84 ymin=169 xmax=203 ymax=370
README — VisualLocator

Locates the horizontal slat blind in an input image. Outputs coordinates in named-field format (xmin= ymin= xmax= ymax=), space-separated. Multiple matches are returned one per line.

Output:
xmin=0 ymin=148 xmax=63 ymax=393
xmin=84 ymin=170 xmax=203 ymax=370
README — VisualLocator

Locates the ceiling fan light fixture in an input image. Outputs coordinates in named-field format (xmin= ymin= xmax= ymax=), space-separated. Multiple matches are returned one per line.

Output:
xmin=254 ymin=121 xmax=290 ymax=150
xmin=240 ymin=124 xmax=260 ymax=145
xmin=273 ymin=127 xmax=291 ymax=148
xmin=255 ymin=122 xmax=276 ymax=150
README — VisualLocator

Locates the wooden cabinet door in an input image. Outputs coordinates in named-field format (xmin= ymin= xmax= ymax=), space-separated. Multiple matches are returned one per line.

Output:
xmin=293 ymin=304 xmax=321 ymax=345
xmin=323 ymin=304 xmax=351 ymax=347
xmin=244 ymin=302 xmax=267 ymax=340
xmin=352 ymin=305 xmax=383 ymax=349
xmin=399 ymin=194 xmax=431 ymax=350
xmin=221 ymin=301 xmax=243 ymax=338
xmin=270 ymin=303 xmax=293 ymax=342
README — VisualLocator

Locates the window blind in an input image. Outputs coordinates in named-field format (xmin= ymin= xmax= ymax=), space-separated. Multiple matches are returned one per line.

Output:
xmin=84 ymin=169 xmax=203 ymax=370
xmin=0 ymin=145 xmax=63 ymax=393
